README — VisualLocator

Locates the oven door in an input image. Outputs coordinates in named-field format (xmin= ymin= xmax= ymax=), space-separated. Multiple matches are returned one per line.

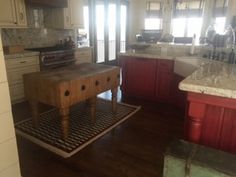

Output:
xmin=40 ymin=52 xmax=76 ymax=71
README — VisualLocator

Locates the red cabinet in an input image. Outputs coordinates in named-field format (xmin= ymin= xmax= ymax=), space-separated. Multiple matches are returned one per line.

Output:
xmin=155 ymin=60 xmax=173 ymax=102
xmin=185 ymin=92 xmax=236 ymax=154
xmin=170 ymin=74 xmax=187 ymax=110
xmin=120 ymin=57 xmax=157 ymax=98
xmin=119 ymin=56 xmax=186 ymax=110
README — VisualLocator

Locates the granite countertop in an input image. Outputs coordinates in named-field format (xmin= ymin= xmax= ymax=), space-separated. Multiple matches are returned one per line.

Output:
xmin=179 ymin=61 xmax=236 ymax=99
xmin=120 ymin=49 xmax=236 ymax=99
xmin=119 ymin=50 xmax=175 ymax=60
xmin=4 ymin=51 xmax=39 ymax=59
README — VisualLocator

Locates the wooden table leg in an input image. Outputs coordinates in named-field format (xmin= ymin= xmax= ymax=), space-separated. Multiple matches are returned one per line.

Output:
xmin=29 ymin=100 xmax=39 ymax=128
xmin=88 ymin=97 xmax=97 ymax=124
xmin=59 ymin=108 xmax=70 ymax=140
xmin=111 ymin=87 xmax=118 ymax=113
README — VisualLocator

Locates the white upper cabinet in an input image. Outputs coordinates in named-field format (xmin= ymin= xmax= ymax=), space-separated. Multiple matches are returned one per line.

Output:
xmin=69 ymin=0 xmax=84 ymax=28
xmin=0 ymin=0 xmax=27 ymax=27
xmin=14 ymin=0 xmax=27 ymax=27
xmin=45 ymin=0 xmax=84 ymax=29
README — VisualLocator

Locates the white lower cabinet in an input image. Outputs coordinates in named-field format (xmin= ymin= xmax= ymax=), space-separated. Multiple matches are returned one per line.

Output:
xmin=0 ymin=51 xmax=7 ymax=83
xmin=75 ymin=47 xmax=93 ymax=64
xmin=5 ymin=54 xmax=40 ymax=104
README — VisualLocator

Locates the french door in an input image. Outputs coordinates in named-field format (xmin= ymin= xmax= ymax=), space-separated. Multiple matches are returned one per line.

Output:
xmin=89 ymin=0 xmax=127 ymax=64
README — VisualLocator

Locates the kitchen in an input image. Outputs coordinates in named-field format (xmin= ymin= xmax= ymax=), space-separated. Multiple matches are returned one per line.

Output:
xmin=1 ymin=0 xmax=236 ymax=177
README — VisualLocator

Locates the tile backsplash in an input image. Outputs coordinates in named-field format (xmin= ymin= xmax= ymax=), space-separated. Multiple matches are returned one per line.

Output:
xmin=2 ymin=28 xmax=76 ymax=49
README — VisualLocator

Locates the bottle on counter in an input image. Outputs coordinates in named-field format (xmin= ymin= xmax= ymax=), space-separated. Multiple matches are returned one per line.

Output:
xmin=228 ymin=49 xmax=235 ymax=64
xmin=64 ymin=36 xmax=75 ymax=49
xmin=190 ymin=34 xmax=196 ymax=55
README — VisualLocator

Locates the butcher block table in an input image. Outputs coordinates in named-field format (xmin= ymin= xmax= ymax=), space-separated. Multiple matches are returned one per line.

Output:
xmin=23 ymin=63 xmax=120 ymax=139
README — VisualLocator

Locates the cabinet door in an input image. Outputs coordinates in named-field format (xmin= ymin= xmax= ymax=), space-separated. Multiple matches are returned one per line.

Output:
xmin=14 ymin=0 xmax=27 ymax=27
xmin=156 ymin=60 xmax=174 ymax=101
xmin=69 ymin=0 xmax=84 ymax=28
xmin=75 ymin=48 xmax=92 ymax=64
xmin=156 ymin=70 xmax=172 ymax=101
xmin=170 ymin=73 xmax=186 ymax=110
xmin=64 ymin=6 xmax=72 ymax=29
xmin=124 ymin=57 xmax=156 ymax=98
xmin=0 ymin=0 xmax=17 ymax=26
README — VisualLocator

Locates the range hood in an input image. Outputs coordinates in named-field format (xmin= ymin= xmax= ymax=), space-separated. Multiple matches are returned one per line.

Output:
xmin=25 ymin=0 xmax=68 ymax=8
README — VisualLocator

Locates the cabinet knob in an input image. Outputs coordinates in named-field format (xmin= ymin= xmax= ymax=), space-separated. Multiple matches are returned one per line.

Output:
xmin=81 ymin=85 xmax=86 ymax=91
xmin=64 ymin=90 xmax=70 ymax=96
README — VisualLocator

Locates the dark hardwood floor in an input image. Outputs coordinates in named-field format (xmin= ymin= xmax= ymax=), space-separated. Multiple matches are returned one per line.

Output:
xmin=12 ymin=90 xmax=184 ymax=177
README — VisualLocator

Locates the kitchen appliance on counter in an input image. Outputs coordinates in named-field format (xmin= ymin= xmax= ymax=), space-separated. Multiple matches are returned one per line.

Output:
xmin=137 ymin=30 xmax=162 ymax=43
xmin=26 ymin=46 xmax=75 ymax=71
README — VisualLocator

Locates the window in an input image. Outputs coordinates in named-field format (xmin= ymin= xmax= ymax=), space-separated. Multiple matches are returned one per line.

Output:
xmin=172 ymin=0 xmax=204 ymax=40
xmin=78 ymin=6 xmax=89 ymax=47
xmin=215 ymin=17 xmax=226 ymax=34
xmin=145 ymin=1 xmax=162 ymax=30
xmin=213 ymin=0 xmax=228 ymax=34
xmin=145 ymin=18 xmax=162 ymax=30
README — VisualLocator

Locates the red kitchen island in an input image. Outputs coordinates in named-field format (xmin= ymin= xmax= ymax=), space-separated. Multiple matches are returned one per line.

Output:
xmin=179 ymin=62 xmax=236 ymax=154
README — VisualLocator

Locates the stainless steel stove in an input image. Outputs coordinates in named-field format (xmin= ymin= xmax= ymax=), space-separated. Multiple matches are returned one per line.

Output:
xmin=27 ymin=46 xmax=76 ymax=71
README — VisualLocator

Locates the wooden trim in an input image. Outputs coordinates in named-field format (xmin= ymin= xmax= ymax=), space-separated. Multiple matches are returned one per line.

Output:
xmin=89 ymin=0 xmax=97 ymax=63
xmin=104 ymin=0 xmax=109 ymax=63
xmin=116 ymin=0 xmax=121 ymax=60
xmin=187 ymin=92 xmax=236 ymax=110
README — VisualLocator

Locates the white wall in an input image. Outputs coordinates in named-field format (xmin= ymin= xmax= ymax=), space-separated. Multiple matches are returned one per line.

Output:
xmin=0 ymin=30 xmax=21 ymax=177
xmin=127 ymin=0 xmax=144 ymax=43
xmin=226 ymin=0 xmax=236 ymax=26
xmin=127 ymin=0 xmax=175 ymax=43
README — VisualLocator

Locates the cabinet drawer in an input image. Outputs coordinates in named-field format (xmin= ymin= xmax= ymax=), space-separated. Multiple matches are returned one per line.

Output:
xmin=76 ymin=56 xmax=92 ymax=64
xmin=75 ymin=51 xmax=91 ymax=58
xmin=9 ymin=83 xmax=25 ymax=102
xmin=7 ymin=65 xmax=39 ymax=85
xmin=5 ymin=56 xmax=39 ymax=70
xmin=158 ymin=60 xmax=174 ymax=71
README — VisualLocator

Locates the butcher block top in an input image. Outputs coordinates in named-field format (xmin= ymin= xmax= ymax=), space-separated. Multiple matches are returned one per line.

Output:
xmin=23 ymin=63 xmax=120 ymax=108
xmin=24 ymin=63 xmax=120 ymax=83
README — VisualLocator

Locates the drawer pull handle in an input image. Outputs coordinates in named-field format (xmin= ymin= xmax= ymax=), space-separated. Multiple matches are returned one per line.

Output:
xmin=64 ymin=90 xmax=70 ymax=96
xmin=95 ymin=81 xmax=99 ymax=86
xmin=81 ymin=85 xmax=86 ymax=91
xmin=20 ymin=61 xmax=26 ymax=64
xmin=107 ymin=77 xmax=111 ymax=82
xmin=20 ymin=12 xmax=24 ymax=20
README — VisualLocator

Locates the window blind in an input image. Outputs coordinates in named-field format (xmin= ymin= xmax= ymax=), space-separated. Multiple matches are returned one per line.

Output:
xmin=214 ymin=0 xmax=228 ymax=17
xmin=146 ymin=1 xmax=163 ymax=18
xmin=173 ymin=0 xmax=205 ymax=18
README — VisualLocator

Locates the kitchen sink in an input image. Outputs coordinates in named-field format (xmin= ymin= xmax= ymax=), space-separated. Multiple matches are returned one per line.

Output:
xmin=174 ymin=56 xmax=209 ymax=77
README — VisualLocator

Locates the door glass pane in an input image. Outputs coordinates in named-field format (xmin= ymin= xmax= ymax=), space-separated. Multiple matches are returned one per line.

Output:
xmin=108 ymin=4 xmax=116 ymax=61
xmin=83 ymin=6 xmax=89 ymax=46
xmin=96 ymin=5 xmax=105 ymax=63
xmin=187 ymin=17 xmax=202 ymax=40
xmin=215 ymin=17 xmax=226 ymax=34
xmin=172 ymin=18 xmax=186 ymax=37
xmin=120 ymin=5 xmax=127 ymax=52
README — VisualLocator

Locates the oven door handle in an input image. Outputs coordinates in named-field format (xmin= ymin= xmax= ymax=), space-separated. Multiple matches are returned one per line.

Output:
xmin=43 ymin=59 xmax=76 ymax=66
